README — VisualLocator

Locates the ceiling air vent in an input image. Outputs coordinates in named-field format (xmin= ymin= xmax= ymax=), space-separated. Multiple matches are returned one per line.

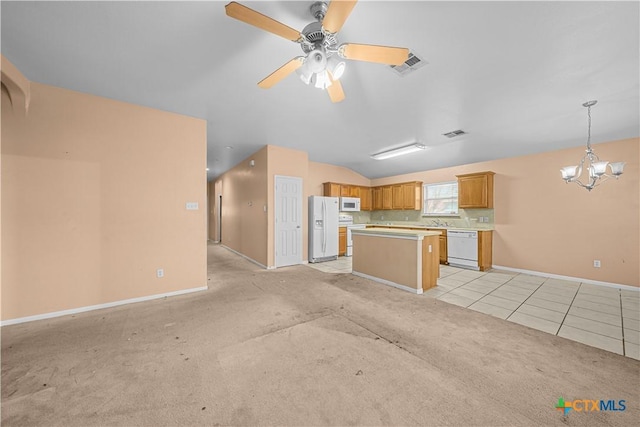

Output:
xmin=443 ymin=129 xmax=467 ymax=138
xmin=389 ymin=51 xmax=427 ymax=76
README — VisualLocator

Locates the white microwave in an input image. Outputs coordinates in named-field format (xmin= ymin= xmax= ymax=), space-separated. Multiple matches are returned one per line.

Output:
xmin=340 ymin=197 xmax=361 ymax=212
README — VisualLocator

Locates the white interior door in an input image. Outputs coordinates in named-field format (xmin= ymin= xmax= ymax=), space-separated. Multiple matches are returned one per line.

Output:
xmin=275 ymin=176 xmax=303 ymax=267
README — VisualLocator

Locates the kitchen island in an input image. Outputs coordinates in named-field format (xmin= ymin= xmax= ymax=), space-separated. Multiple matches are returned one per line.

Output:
xmin=350 ymin=228 xmax=441 ymax=294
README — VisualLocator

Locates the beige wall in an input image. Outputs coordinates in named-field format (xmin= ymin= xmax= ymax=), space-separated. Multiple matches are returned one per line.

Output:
xmin=214 ymin=146 xmax=269 ymax=266
xmin=1 ymin=80 xmax=207 ymax=321
xmin=372 ymin=138 xmax=639 ymax=287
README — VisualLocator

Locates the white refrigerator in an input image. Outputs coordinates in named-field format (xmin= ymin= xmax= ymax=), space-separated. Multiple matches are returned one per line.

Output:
xmin=308 ymin=196 xmax=339 ymax=263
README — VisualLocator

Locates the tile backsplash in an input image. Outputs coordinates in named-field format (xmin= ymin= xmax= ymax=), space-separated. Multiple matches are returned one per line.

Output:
xmin=345 ymin=209 xmax=494 ymax=229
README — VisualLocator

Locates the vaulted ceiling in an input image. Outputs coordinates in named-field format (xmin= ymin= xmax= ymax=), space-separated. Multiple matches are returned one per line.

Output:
xmin=2 ymin=1 xmax=638 ymax=180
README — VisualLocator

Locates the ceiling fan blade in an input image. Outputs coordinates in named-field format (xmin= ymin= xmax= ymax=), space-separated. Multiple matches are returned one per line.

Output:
xmin=340 ymin=43 xmax=409 ymax=66
xmin=225 ymin=2 xmax=301 ymax=42
xmin=258 ymin=58 xmax=303 ymax=89
xmin=327 ymin=72 xmax=345 ymax=103
xmin=323 ymin=0 xmax=358 ymax=34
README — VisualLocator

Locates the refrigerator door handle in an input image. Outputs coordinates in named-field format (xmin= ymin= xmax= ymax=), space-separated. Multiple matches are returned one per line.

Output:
xmin=322 ymin=199 xmax=327 ymax=253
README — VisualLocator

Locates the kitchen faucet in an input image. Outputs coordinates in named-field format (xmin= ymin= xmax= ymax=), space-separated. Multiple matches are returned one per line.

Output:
xmin=431 ymin=219 xmax=451 ymax=227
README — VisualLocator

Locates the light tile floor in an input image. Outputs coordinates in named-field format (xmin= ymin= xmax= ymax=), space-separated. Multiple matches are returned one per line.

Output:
xmin=306 ymin=258 xmax=640 ymax=360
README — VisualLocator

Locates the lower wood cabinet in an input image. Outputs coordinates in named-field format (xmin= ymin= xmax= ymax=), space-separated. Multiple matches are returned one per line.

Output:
xmin=425 ymin=229 xmax=448 ymax=265
xmin=339 ymin=227 xmax=347 ymax=256
xmin=438 ymin=234 xmax=448 ymax=264
xmin=478 ymin=231 xmax=493 ymax=271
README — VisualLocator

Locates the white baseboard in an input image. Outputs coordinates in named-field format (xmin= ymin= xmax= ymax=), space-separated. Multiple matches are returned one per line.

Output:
xmin=1 ymin=286 xmax=208 ymax=327
xmin=221 ymin=245 xmax=269 ymax=269
xmin=491 ymin=265 xmax=639 ymax=291
xmin=352 ymin=271 xmax=423 ymax=295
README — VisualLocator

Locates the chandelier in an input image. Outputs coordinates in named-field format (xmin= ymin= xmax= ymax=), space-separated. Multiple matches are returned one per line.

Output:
xmin=560 ymin=100 xmax=625 ymax=191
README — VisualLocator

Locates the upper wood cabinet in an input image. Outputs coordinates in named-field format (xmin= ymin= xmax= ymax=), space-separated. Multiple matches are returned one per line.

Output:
xmin=359 ymin=187 xmax=372 ymax=211
xmin=456 ymin=172 xmax=495 ymax=209
xmin=323 ymin=182 xmax=341 ymax=197
xmin=391 ymin=185 xmax=403 ymax=209
xmin=372 ymin=187 xmax=383 ymax=210
xmin=324 ymin=181 xmax=422 ymax=211
xmin=382 ymin=186 xmax=393 ymax=210
xmin=402 ymin=182 xmax=422 ymax=210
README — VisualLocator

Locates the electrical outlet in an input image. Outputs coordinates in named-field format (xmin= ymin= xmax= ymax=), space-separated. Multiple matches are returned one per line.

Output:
xmin=157 ymin=268 xmax=164 ymax=278
xmin=405 ymin=216 xmax=409 ymax=221
xmin=186 ymin=202 xmax=198 ymax=210
xmin=593 ymin=260 xmax=601 ymax=268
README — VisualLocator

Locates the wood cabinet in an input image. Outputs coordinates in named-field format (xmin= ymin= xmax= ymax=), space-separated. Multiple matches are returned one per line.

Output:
xmin=457 ymin=171 xmax=495 ymax=209
xmin=402 ymin=182 xmax=422 ymax=210
xmin=390 ymin=182 xmax=422 ymax=210
xmin=478 ymin=230 xmax=493 ymax=271
xmin=372 ymin=187 xmax=383 ymax=210
xmin=359 ymin=187 xmax=372 ymax=211
xmin=426 ymin=229 xmax=448 ymax=265
xmin=339 ymin=227 xmax=347 ymax=256
xmin=391 ymin=185 xmax=403 ymax=209
xmin=323 ymin=182 xmax=341 ymax=197
xmin=324 ymin=181 xmax=422 ymax=211
xmin=382 ymin=186 xmax=393 ymax=210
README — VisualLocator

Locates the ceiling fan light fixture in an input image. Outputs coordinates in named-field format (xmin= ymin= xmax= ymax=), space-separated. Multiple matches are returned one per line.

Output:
xmin=371 ymin=143 xmax=426 ymax=160
xmin=307 ymin=49 xmax=327 ymax=73
xmin=327 ymin=55 xmax=345 ymax=80
xmin=296 ymin=60 xmax=313 ymax=85
xmin=313 ymin=70 xmax=332 ymax=90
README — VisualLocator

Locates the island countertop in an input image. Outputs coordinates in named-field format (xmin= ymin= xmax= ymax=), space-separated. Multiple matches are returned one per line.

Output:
xmin=350 ymin=228 xmax=442 ymax=239
xmin=365 ymin=223 xmax=494 ymax=232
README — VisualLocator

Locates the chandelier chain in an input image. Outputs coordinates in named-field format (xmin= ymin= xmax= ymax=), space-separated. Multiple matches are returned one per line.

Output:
xmin=586 ymin=103 xmax=592 ymax=150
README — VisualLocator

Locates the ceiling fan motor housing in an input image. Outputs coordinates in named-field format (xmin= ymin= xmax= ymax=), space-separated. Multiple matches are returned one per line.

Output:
xmin=301 ymin=22 xmax=339 ymax=54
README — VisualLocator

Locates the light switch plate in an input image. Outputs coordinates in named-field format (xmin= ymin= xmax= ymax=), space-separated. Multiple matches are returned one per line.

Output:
xmin=186 ymin=202 xmax=199 ymax=210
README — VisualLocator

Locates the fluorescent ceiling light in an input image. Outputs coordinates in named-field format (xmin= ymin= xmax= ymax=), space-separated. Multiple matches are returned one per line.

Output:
xmin=371 ymin=143 xmax=426 ymax=160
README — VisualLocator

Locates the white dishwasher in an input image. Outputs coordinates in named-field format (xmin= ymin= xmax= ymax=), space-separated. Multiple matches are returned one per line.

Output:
xmin=447 ymin=230 xmax=479 ymax=270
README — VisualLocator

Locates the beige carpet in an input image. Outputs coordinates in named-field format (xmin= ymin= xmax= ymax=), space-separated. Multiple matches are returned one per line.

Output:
xmin=2 ymin=243 xmax=639 ymax=426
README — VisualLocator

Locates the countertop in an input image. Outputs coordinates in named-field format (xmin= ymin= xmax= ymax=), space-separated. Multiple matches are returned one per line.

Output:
xmin=350 ymin=227 xmax=442 ymax=239
xmin=364 ymin=223 xmax=493 ymax=232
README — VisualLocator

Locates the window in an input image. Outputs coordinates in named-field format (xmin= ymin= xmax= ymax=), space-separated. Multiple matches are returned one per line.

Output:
xmin=423 ymin=181 xmax=458 ymax=215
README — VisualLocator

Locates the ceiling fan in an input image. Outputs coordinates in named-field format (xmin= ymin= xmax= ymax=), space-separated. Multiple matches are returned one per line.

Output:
xmin=225 ymin=0 xmax=409 ymax=103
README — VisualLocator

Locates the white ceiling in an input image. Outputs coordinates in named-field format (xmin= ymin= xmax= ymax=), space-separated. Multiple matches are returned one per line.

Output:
xmin=2 ymin=1 xmax=638 ymax=180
